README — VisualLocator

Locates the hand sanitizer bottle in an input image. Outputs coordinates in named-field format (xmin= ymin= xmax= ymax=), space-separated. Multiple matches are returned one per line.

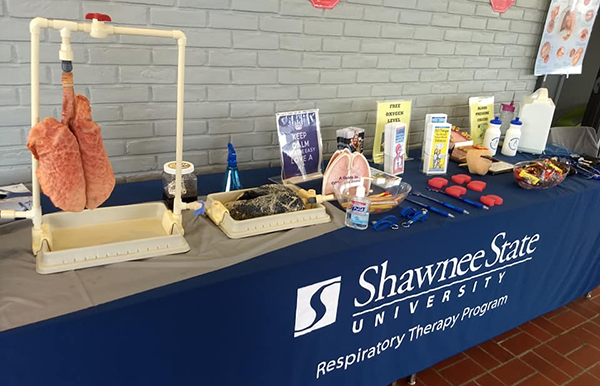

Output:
xmin=501 ymin=117 xmax=523 ymax=157
xmin=483 ymin=117 xmax=502 ymax=156
xmin=345 ymin=184 xmax=370 ymax=230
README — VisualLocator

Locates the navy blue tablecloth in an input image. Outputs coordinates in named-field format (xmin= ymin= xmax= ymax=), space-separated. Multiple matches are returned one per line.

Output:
xmin=2 ymin=153 xmax=600 ymax=386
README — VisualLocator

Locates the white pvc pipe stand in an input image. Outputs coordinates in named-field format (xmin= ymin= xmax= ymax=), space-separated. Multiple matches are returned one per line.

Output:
xmin=22 ymin=17 xmax=187 ymax=229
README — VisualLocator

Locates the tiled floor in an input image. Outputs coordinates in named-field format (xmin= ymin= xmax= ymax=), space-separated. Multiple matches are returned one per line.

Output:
xmin=389 ymin=289 xmax=600 ymax=386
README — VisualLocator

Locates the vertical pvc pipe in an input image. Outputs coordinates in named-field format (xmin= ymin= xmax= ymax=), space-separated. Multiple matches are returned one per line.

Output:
xmin=30 ymin=23 xmax=42 ymax=229
xmin=173 ymin=33 xmax=186 ymax=221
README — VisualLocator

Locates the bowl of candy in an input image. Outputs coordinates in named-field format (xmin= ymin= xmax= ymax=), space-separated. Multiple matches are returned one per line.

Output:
xmin=334 ymin=169 xmax=412 ymax=213
xmin=513 ymin=158 xmax=570 ymax=190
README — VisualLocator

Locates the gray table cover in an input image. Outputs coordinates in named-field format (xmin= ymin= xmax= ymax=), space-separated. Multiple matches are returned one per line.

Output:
xmin=0 ymin=202 xmax=345 ymax=331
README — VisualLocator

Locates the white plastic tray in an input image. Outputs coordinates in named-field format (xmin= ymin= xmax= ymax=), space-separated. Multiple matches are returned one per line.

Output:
xmin=206 ymin=188 xmax=331 ymax=239
xmin=34 ymin=202 xmax=190 ymax=274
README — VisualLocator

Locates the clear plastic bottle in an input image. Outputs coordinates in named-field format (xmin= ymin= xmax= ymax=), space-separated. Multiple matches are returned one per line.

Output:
xmin=499 ymin=101 xmax=515 ymax=137
xmin=501 ymin=117 xmax=523 ymax=157
xmin=483 ymin=117 xmax=502 ymax=156
xmin=345 ymin=184 xmax=370 ymax=230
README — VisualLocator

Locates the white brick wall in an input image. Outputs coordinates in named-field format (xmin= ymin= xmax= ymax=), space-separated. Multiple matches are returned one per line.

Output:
xmin=0 ymin=0 xmax=548 ymax=184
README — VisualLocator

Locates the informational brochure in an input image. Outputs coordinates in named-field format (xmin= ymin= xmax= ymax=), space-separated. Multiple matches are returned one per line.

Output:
xmin=373 ymin=100 xmax=412 ymax=164
xmin=422 ymin=123 xmax=452 ymax=175
xmin=422 ymin=113 xmax=448 ymax=161
xmin=384 ymin=123 xmax=407 ymax=176
xmin=276 ymin=109 xmax=323 ymax=184
xmin=535 ymin=0 xmax=600 ymax=75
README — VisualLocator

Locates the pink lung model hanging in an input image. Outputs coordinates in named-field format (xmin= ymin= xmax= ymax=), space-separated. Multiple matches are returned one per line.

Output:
xmin=310 ymin=0 xmax=341 ymax=9
xmin=490 ymin=0 xmax=515 ymax=13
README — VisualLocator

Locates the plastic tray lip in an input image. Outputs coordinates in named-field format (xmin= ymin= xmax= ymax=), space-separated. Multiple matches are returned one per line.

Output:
xmin=218 ymin=214 xmax=331 ymax=239
xmin=36 ymin=229 xmax=190 ymax=274
xmin=41 ymin=202 xmax=168 ymax=227
xmin=36 ymin=238 xmax=190 ymax=274
xmin=41 ymin=231 xmax=184 ymax=256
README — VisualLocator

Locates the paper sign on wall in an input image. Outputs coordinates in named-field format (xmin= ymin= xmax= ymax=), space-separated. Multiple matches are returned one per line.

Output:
xmin=535 ymin=0 xmax=600 ymax=76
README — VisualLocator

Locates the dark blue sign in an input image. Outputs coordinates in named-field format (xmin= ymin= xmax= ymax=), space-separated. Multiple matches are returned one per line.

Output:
xmin=277 ymin=109 xmax=323 ymax=182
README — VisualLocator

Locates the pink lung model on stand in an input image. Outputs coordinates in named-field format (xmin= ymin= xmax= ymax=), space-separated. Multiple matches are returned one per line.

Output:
xmin=490 ymin=0 xmax=516 ymax=13
xmin=310 ymin=0 xmax=341 ymax=9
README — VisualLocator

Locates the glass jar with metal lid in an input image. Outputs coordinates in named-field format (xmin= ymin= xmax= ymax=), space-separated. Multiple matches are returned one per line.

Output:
xmin=162 ymin=161 xmax=198 ymax=210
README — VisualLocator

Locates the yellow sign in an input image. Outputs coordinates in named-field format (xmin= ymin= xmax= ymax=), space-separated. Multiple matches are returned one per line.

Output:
xmin=469 ymin=97 xmax=494 ymax=146
xmin=373 ymin=100 xmax=412 ymax=164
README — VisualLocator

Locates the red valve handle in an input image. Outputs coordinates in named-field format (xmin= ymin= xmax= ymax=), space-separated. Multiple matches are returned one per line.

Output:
xmin=85 ymin=13 xmax=112 ymax=22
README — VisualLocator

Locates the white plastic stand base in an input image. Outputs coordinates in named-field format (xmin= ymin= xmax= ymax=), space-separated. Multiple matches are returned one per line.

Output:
xmin=34 ymin=202 xmax=190 ymax=274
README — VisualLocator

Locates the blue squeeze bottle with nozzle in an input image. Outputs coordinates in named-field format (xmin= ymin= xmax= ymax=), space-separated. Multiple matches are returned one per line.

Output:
xmin=222 ymin=143 xmax=243 ymax=192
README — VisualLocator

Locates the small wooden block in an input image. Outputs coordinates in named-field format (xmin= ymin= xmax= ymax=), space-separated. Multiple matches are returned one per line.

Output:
xmin=428 ymin=177 xmax=449 ymax=190
xmin=467 ymin=181 xmax=487 ymax=192
xmin=451 ymin=174 xmax=472 ymax=185
xmin=445 ymin=185 xmax=467 ymax=197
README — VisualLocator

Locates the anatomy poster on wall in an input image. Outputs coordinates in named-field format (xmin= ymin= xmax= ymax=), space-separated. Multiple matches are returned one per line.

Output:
xmin=535 ymin=0 xmax=600 ymax=76
xmin=276 ymin=109 xmax=324 ymax=184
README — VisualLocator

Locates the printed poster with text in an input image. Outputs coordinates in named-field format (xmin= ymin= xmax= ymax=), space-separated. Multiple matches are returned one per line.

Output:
xmin=276 ymin=109 xmax=324 ymax=184
xmin=535 ymin=0 xmax=600 ymax=76
xmin=373 ymin=100 xmax=412 ymax=164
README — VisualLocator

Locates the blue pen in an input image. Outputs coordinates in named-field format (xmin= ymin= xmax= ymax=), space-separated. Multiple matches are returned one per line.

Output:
xmin=411 ymin=192 xmax=470 ymax=215
xmin=405 ymin=198 xmax=455 ymax=218
xmin=426 ymin=187 xmax=489 ymax=210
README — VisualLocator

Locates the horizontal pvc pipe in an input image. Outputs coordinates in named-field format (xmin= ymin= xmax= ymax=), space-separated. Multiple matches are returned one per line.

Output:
xmin=30 ymin=17 xmax=185 ymax=41
xmin=0 ymin=210 xmax=35 ymax=220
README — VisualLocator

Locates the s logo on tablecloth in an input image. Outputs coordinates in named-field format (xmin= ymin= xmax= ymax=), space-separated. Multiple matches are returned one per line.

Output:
xmin=294 ymin=277 xmax=342 ymax=338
